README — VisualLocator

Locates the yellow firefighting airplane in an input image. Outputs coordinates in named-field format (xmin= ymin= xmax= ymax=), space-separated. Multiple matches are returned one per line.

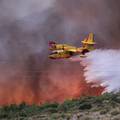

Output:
xmin=49 ymin=33 xmax=95 ymax=59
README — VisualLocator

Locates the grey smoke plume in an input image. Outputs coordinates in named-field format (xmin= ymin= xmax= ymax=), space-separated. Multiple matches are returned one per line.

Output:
xmin=0 ymin=0 xmax=55 ymax=19
xmin=81 ymin=50 xmax=120 ymax=92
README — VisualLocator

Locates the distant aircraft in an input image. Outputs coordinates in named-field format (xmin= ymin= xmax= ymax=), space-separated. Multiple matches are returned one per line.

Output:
xmin=48 ymin=33 xmax=95 ymax=59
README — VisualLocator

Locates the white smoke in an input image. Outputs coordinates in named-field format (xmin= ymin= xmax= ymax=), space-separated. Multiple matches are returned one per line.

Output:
xmin=0 ymin=0 xmax=55 ymax=20
xmin=81 ymin=50 xmax=120 ymax=92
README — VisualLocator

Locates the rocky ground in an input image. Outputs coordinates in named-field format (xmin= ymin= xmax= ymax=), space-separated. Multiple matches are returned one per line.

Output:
xmin=0 ymin=92 xmax=120 ymax=120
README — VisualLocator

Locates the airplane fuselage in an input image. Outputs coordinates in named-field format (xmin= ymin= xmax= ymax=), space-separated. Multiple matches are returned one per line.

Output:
xmin=49 ymin=50 xmax=74 ymax=59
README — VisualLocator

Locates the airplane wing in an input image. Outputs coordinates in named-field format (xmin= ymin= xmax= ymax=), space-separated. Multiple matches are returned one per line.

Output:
xmin=66 ymin=47 xmax=83 ymax=53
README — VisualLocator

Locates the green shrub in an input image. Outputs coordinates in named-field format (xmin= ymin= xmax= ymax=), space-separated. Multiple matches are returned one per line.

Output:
xmin=100 ymin=109 xmax=108 ymax=115
xmin=58 ymin=99 xmax=80 ymax=112
xmin=79 ymin=102 xmax=92 ymax=110
xmin=61 ymin=113 xmax=66 ymax=118
xmin=50 ymin=114 xmax=58 ymax=120
xmin=19 ymin=110 xmax=27 ymax=117
xmin=18 ymin=102 xmax=28 ymax=110
xmin=111 ymin=110 xmax=120 ymax=116
xmin=39 ymin=103 xmax=59 ymax=113
xmin=3 ymin=104 xmax=18 ymax=112
xmin=0 ymin=112 xmax=8 ymax=119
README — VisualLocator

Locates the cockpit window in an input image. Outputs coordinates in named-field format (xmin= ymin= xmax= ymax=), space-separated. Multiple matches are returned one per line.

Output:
xmin=50 ymin=52 xmax=58 ymax=55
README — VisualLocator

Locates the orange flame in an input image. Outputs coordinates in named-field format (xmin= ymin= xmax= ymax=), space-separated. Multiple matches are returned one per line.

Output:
xmin=0 ymin=72 xmax=104 ymax=105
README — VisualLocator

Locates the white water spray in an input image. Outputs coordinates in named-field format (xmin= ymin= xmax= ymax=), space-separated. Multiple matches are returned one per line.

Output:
xmin=81 ymin=50 xmax=120 ymax=92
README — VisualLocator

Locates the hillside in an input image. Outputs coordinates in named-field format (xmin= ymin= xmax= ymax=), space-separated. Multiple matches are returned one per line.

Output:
xmin=0 ymin=92 xmax=120 ymax=120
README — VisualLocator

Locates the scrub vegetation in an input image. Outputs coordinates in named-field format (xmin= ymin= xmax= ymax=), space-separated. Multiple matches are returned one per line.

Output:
xmin=0 ymin=92 xmax=120 ymax=120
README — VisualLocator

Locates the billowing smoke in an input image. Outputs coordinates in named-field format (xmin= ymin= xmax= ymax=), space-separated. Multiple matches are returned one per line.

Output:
xmin=81 ymin=50 xmax=120 ymax=92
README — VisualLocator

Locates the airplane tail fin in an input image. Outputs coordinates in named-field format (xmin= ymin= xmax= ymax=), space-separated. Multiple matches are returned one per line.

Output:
xmin=81 ymin=33 xmax=95 ymax=45
xmin=81 ymin=33 xmax=95 ymax=51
